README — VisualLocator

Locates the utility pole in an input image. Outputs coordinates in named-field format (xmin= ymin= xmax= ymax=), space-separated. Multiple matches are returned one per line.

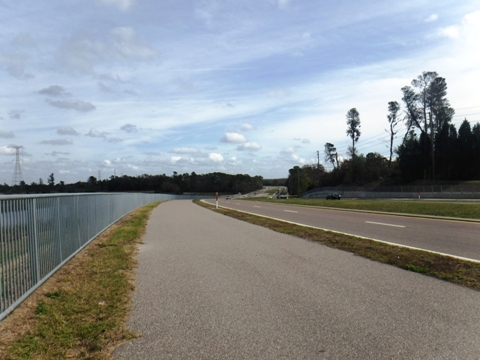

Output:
xmin=12 ymin=145 xmax=24 ymax=186
xmin=317 ymin=151 xmax=320 ymax=169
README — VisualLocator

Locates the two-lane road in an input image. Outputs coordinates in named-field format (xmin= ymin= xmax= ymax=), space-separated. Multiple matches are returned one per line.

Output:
xmin=205 ymin=199 xmax=480 ymax=261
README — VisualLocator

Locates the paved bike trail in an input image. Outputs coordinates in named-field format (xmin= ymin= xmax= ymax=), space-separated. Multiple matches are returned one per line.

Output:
xmin=114 ymin=200 xmax=480 ymax=359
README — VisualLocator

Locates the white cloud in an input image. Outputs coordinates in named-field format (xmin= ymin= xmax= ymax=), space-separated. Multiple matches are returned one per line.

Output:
xmin=221 ymin=132 xmax=247 ymax=143
xmin=0 ymin=52 xmax=34 ymax=79
xmin=268 ymin=88 xmax=289 ymax=99
xmin=9 ymin=110 xmax=23 ymax=120
xmin=120 ymin=124 xmax=138 ymax=133
xmin=438 ymin=11 xmax=480 ymax=41
xmin=302 ymin=138 xmax=310 ymax=144
xmin=108 ymin=137 xmax=123 ymax=143
xmin=58 ymin=27 xmax=155 ymax=75
xmin=237 ymin=142 xmax=262 ymax=151
xmin=127 ymin=164 xmax=139 ymax=171
xmin=0 ymin=146 xmax=16 ymax=155
xmin=38 ymin=85 xmax=70 ymax=96
xmin=46 ymin=151 xmax=70 ymax=156
xmin=110 ymin=27 xmax=157 ymax=60
xmin=0 ymin=131 xmax=15 ymax=138
xmin=438 ymin=25 xmax=461 ymax=39
xmin=425 ymin=14 xmax=438 ymax=22
xmin=241 ymin=123 xmax=255 ymax=131
xmin=171 ymin=156 xmax=182 ymax=163
xmin=39 ymin=139 xmax=74 ymax=145
xmin=97 ymin=0 xmax=135 ymax=11
xmin=57 ymin=127 xmax=79 ymax=136
xmin=86 ymin=128 xmax=106 ymax=138
xmin=98 ymin=82 xmax=114 ymax=93
xmin=209 ymin=153 xmax=224 ymax=162
xmin=58 ymin=37 xmax=107 ymax=74
xmin=280 ymin=147 xmax=295 ymax=155
xmin=171 ymin=147 xmax=199 ymax=154
xmin=48 ymin=100 xmax=96 ymax=112
xmin=291 ymin=154 xmax=306 ymax=164
xmin=124 ymin=89 xmax=138 ymax=96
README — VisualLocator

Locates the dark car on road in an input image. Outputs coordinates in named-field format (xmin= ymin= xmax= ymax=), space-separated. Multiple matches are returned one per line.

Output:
xmin=326 ymin=193 xmax=341 ymax=200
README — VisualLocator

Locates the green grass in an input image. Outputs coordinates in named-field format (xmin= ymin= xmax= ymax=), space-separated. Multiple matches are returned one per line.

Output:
xmin=405 ymin=264 xmax=430 ymax=273
xmin=195 ymin=200 xmax=480 ymax=292
xmin=245 ymin=197 xmax=480 ymax=220
xmin=2 ymin=202 xmax=160 ymax=360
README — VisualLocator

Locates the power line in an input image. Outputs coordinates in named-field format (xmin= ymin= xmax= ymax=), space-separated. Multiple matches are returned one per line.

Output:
xmin=454 ymin=105 xmax=480 ymax=111
xmin=452 ymin=112 xmax=480 ymax=118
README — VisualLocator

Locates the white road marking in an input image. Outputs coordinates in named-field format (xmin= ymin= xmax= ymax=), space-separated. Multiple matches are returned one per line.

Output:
xmin=200 ymin=200 xmax=480 ymax=263
xmin=366 ymin=221 xmax=405 ymax=228
xmin=284 ymin=210 xmax=298 ymax=213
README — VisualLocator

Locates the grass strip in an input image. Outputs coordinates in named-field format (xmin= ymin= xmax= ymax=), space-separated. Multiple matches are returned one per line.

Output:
xmin=195 ymin=200 xmax=480 ymax=292
xmin=246 ymin=197 xmax=480 ymax=220
xmin=1 ymin=202 xmax=159 ymax=360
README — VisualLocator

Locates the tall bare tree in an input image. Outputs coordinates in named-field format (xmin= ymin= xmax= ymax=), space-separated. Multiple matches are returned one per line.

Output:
xmin=386 ymin=101 xmax=401 ymax=166
xmin=324 ymin=142 xmax=338 ymax=169
xmin=401 ymin=85 xmax=424 ymax=139
xmin=412 ymin=71 xmax=438 ymax=136
xmin=346 ymin=108 xmax=361 ymax=158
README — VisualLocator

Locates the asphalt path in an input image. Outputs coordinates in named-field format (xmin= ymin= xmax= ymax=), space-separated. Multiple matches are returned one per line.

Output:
xmin=114 ymin=201 xmax=480 ymax=359
xmin=204 ymin=199 xmax=480 ymax=262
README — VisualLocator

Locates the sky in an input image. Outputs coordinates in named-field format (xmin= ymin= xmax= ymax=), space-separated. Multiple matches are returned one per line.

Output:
xmin=1 ymin=0 xmax=479 ymax=185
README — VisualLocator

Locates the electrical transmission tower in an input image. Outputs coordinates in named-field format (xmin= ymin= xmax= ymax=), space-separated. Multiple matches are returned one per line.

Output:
xmin=12 ymin=145 xmax=24 ymax=186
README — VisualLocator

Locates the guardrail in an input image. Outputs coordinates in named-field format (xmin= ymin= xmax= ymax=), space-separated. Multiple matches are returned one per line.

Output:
xmin=0 ymin=193 xmax=202 ymax=321
xmin=303 ymin=185 xmax=480 ymax=199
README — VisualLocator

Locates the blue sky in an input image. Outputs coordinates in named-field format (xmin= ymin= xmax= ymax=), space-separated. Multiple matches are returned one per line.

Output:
xmin=1 ymin=0 xmax=479 ymax=184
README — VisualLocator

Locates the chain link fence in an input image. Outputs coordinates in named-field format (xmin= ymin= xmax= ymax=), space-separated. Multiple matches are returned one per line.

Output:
xmin=0 ymin=193 xmax=204 ymax=321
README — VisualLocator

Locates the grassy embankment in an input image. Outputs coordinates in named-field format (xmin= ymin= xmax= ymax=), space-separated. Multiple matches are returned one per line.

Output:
xmin=250 ymin=197 xmax=480 ymax=220
xmin=0 ymin=202 xmax=159 ymax=360
xmin=195 ymin=199 xmax=480 ymax=291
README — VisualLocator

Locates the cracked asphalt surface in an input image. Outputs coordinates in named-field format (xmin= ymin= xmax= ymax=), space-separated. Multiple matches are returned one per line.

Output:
xmin=114 ymin=200 xmax=480 ymax=359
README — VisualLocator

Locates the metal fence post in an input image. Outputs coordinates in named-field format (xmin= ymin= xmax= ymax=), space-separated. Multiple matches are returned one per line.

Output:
xmin=57 ymin=197 xmax=62 ymax=263
xmin=31 ymin=199 xmax=40 ymax=284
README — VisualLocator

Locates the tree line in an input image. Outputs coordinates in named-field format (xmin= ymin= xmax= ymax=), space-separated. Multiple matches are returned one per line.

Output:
xmin=287 ymin=71 xmax=480 ymax=195
xmin=2 ymin=172 xmax=263 ymax=195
